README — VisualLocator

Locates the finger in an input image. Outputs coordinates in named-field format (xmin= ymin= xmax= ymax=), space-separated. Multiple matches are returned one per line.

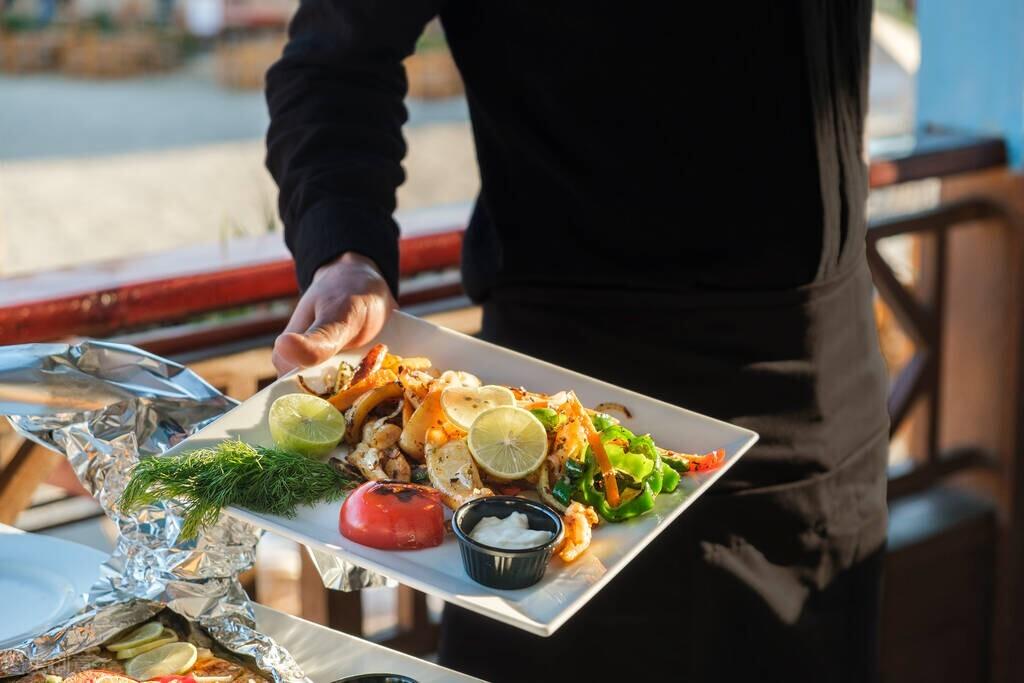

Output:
xmin=346 ymin=293 xmax=394 ymax=348
xmin=282 ymin=296 xmax=315 ymax=335
xmin=277 ymin=300 xmax=363 ymax=370
xmin=273 ymin=296 xmax=317 ymax=375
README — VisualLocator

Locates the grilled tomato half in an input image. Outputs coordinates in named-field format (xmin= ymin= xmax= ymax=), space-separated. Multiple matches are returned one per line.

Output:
xmin=339 ymin=481 xmax=445 ymax=550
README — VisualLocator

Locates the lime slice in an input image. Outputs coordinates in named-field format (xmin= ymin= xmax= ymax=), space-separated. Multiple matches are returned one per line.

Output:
xmin=125 ymin=642 xmax=198 ymax=680
xmin=441 ymin=385 xmax=516 ymax=431
xmin=115 ymin=629 xmax=179 ymax=659
xmin=107 ymin=622 xmax=165 ymax=652
xmin=268 ymin=393 xmax=346 ymax=456
xmin=467 ymin=406 xmax=548 ymax=480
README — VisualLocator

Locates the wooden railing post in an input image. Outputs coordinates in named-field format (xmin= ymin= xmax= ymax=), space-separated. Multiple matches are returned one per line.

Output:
xmin=938 ymin=170 xmax=1024 ymax=683
xmin=0 ymin=439 xmax=63 ymax=525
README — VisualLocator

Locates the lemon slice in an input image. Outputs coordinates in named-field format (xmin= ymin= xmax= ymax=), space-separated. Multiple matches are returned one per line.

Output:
xmin=268 ymin=393 xmax=346 ymax=457
xmin=107 ymin=622 xmax=165 ymax=652
xmin=95 ymin=676 xmax=139 ymax=683
xmin=126 ymin=642 xmax=198 ymax=680
xmin=441 ymin=385 xmax=516 ymax=431
xmin=115 ymin=628 xmax=179 ymax=659
xmin=467 ymin=406 xmax=548 ymax=480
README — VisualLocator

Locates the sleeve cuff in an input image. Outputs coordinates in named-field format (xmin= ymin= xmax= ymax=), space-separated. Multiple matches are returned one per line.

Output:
xmin=286 ymin=199 xmax=401 ymax=296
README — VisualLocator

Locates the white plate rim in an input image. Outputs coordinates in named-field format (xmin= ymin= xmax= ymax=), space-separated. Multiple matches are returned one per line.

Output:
xmin=0 ymin=532 xmax=107 ymax=648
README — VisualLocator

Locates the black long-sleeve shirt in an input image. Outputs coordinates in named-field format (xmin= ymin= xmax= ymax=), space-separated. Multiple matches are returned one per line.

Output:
xmin=266 ymin=2 xmax=870 ymax=301
xmin=266 ymin=9 xmax=888 ymax=676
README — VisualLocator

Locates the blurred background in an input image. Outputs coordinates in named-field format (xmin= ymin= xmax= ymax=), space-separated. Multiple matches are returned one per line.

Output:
xmin=2 ymin=1 xmax=1023 ymax=681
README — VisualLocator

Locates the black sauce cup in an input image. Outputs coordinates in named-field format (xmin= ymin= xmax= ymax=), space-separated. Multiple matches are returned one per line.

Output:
xmin=452 ymin=496 xmax=565 ymax=590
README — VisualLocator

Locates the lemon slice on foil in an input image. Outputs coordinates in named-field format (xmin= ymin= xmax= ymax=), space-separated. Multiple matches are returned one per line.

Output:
xmin=126 ymin=642 xmax=198 ymax=680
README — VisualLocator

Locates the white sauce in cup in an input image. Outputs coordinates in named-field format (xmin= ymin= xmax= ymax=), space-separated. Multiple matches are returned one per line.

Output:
xmin=469 ymin=511 xmax=553 ymax=550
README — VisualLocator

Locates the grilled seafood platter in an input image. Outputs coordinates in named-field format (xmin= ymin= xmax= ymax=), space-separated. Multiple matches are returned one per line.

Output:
xmin=119 ymin=344 xmax=727 ymax=583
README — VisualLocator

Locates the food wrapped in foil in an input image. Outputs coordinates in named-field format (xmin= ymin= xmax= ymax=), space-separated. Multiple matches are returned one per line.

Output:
xmin=0 ymin=341 xmax=381 ymax=679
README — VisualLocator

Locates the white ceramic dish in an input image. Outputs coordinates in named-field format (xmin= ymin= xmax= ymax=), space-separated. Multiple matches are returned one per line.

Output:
xmin=254 ymin=604 xmax=481 ymax=682
xmin=165 ymin=312 xmax=759 ymax=637
xmin=0 ymin=531 xmax=107 ymax=649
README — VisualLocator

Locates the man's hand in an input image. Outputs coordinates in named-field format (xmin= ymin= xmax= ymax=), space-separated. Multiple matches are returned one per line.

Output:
xmin=273 ymin=252 xmax=397 ymax=376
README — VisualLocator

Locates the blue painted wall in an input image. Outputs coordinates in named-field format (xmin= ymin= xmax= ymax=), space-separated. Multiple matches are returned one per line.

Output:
xmin=917 ymin=0 xmax=1024 ymax=165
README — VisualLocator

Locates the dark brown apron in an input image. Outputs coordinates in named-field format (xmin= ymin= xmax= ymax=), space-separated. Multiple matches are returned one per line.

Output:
xmin=438 ymin=255 xmax=889 ymax=682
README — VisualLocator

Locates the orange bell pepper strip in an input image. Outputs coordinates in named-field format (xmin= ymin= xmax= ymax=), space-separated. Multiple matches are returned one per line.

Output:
xmin=582 ymin=412 xmax=620 ymax=507
xmin=328 ymin=368 xmax=399 ymax=411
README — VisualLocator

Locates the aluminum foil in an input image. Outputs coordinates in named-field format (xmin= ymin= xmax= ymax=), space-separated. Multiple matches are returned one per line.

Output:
xmin=0 ymin=341 xmax=315 ymax=680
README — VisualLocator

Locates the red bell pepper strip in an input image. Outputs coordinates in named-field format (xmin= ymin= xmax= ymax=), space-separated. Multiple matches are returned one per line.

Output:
xmin=688 ymin=448 xmax=725 ymax=472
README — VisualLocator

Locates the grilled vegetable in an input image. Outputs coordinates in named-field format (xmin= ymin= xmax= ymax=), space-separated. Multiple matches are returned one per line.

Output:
xmin=350 ymin=343 xmax=388 ymax=386
xmin=551 ymin=458 xmax=585 ymax=507
xmin=529 ymin=407 xmax=561 ymax=431
xmin=344 ymin=382 xmax=403 ymax=444
xmin=424 ymin=438 xmax=492 ymax=510
xmin=339 ymin=481 xmax=445 ymax=550
xmin=328 ymin=369 xmax=399 ymax=412
xmin=399 ymin=390 xmax=446 ymax=461
xmin=578 ymin=449 xmax=656 ymax=521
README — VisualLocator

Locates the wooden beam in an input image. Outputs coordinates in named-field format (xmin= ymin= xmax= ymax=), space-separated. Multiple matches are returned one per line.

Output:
xmin=868 ymin=131 xmax=1007 ymax=189
xmin=0 ymin=439 xmax=63 ymax=525
xmin=887 ymin=351 xmax=933 ymax=437
xmin=887 ymin=446 xmax=997 ymax=500
xmin=867 ymin=246 xmax=935 ymax=349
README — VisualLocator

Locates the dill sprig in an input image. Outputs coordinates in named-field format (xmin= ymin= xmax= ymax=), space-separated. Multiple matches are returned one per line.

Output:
xmin=119 ymin=440 xmax=355 ymax=540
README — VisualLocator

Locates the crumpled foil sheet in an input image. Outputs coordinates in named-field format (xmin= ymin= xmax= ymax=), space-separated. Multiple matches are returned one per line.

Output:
xmin=0 ymin=340 xmax=373 ymax=679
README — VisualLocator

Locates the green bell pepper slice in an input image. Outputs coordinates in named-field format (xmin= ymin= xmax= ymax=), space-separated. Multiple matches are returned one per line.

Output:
xmin=551 ymin=458 xmax=586 ymax=507
xmin=606 ymin=443 xmax=654 ymax=482
xmin=660 ymin=459 xmax=680 ymax=492
xmin=572 ymin=423 xmax=680 ymax=521
xmin=599 ymin=425 xmax=636 ymax=443
xmin=623 ymin=432 xmax=676 ymax=494
xmin=576 ymin=450 xmax=656 ymax=522
xmin=662 ymin=454 xmax=692 ymax=474
xmin=530 ymin=407 xmax=561 ymax=431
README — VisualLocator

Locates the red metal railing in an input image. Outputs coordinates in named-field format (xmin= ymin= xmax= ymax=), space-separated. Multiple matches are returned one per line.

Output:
xmin=0 ymin=230 xmax=464 ymax=345
xmin=0 ymin=129 xmax=1008 ymax=349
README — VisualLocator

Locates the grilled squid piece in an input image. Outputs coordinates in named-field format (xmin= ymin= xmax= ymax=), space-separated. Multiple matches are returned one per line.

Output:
xmin=424 ymin=438 xmax=492 ymax=510
xmin=346 ymin=419 xmax=403 ymax=481
xmin=297 ymin=360 xmax=354 ymax=398
xmin=397 ymin=367 xmax=438 ymax=409
xmin=433 ymin=370 xmax=482 ymax=391
xmin=382 ymin=447 xmax=412 ymax=482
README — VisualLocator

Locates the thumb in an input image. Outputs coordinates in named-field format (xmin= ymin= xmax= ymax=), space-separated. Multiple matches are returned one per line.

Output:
xmin=274 ymin=305 xmax=362 ymax=374
xmin=275 ymin=315 xmax=359 ymax=372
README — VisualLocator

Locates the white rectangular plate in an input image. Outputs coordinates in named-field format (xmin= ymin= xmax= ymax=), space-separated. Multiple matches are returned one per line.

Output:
xmin=254 ymin=604 xmax=482 ymax=682
xmin=166 ymin=312 xmax=758 ymax=636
